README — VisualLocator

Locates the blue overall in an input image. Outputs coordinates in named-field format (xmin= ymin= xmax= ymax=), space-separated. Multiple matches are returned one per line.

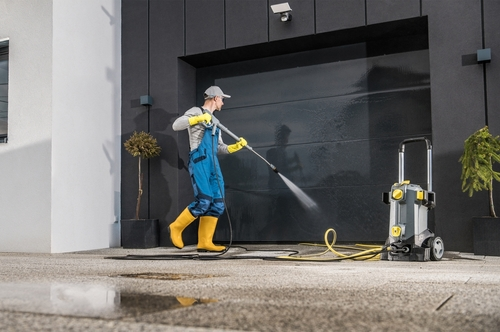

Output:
xmin=187 ymin=124 xmax=225 ymax=217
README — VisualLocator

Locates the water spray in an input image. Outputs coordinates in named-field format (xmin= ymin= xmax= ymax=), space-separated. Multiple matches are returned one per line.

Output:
xmin=212 ymin=116 xmax=318 ymax=211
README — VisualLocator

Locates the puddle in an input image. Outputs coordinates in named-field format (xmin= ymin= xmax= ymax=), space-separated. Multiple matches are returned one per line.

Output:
xmin=0 ymin=282 xmax=217 ymax=319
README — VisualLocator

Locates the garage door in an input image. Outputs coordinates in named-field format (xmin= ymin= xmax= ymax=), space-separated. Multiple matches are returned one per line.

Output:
xmin=203 ymin=44 xmax=431 ymax=243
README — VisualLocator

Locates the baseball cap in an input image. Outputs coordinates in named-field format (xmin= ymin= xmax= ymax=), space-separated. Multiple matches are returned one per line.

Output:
xmin=204 ymin=86 xmax=231 ymax=99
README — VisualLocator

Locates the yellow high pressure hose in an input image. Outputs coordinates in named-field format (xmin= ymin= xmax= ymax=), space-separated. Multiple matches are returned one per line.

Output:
xmin=276 ymin=228 xmax=386 ymax=262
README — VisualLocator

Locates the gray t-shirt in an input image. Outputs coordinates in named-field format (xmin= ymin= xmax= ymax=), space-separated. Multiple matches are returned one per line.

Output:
xmin=172 ymin=107 xmax=230 ymax=154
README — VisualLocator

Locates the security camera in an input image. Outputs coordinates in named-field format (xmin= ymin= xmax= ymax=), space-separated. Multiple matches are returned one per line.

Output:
xmin=271 ymin=2 xmax=291 ymax=14
xmin=271 ymin=2 xmax=292 ymax=22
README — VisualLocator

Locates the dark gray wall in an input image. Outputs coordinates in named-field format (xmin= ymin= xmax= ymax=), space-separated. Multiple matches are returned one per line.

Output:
xmin=226 ymin=0 xmax=268 ymax=48
xmin=122 ymin=0 xmax=149 ymax=221
xmin=122 ymin=0 xmax=500 ymax=251
xmin=316 ymin=0 xmax=365 ymax=32
xmin=122 ymin=0 xmax=187 ymax=246
xmin=366 ymin=0 xmax=421 ymax=24
xmin=148 ymin=0 xmax=185 ymax=243
xmin=484 ymin=0 xmax=500 ymax=219
xmin=485 ymin=0 xmax=500 ymax=135
xmin=422 ymin=0 xmax=496 ymax=252
xmin=186 ymin=0 xmax=225 ymax=55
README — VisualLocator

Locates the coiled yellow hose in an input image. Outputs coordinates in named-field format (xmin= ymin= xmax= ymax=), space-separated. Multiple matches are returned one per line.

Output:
xmin=276 ymin=228 xmax=385 ymax=261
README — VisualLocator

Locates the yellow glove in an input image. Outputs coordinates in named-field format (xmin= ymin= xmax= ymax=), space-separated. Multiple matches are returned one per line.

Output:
xmin=188 ymin=112 xmax=212 ymax=126
xmin=227 ymin=137 xmax=247 ymax=153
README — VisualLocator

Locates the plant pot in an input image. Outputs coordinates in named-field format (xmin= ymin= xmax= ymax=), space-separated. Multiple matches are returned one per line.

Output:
xmin=121 ymin=219 xmax=159 ymax=249
xmin=473 ymin=217 xmax=500 ymax=256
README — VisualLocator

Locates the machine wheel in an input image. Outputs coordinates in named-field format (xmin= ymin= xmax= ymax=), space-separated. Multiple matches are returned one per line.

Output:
xmin=429 ymin=237 xmax=444 ymax=261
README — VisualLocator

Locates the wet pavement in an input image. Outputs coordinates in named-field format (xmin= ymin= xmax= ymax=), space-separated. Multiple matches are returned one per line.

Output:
xmin=1 ymin=245 xmax=500 ymax=331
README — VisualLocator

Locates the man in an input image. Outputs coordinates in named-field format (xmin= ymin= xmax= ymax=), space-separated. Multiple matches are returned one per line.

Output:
xmin=169 ymin=86 xmax=247 ymax=252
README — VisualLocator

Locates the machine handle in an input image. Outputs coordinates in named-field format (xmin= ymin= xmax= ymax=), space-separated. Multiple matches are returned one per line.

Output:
xmin=398 ymin=137 xmax=433 ymax=192
xmin=398 ymin=137 xmax=432 ymax=152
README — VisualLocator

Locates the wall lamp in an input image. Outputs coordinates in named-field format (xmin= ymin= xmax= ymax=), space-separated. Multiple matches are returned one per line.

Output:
xmin=477 ymin=48 xmax=491 ymax=64
xmin=271 ymin=2 xmax=292 ymax=22
xmin=140 ymin=95 xmax=154 ymax=106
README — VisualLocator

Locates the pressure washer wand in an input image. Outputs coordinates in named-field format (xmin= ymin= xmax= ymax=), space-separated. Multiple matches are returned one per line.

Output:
xmin=213 ymin=118 xmax=279 ymax=173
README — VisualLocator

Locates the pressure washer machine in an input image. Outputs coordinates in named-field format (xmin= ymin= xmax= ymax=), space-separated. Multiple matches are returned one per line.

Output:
xmin=381 ymin=137 xmax=444 ymax=261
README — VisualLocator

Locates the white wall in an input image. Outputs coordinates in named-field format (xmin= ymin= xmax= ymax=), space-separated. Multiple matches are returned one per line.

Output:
xmin=0 ymin=0 xmax=121 ymax=253
xmin=51 ymin=0 xmax=121 ymax=253
xmin=0 ymin=0 xmax=54 ymax=252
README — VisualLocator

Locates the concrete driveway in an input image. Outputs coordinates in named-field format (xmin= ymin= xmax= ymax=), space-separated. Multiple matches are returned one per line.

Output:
xmin=0 ymin=245 xmax=499 ymax=331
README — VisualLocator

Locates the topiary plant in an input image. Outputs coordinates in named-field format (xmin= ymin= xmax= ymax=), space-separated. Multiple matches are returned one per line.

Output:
xmin=459 ymin=126 xmax=500 ymax=217
xmin=124 ymin=131 xmax=161 ymax=219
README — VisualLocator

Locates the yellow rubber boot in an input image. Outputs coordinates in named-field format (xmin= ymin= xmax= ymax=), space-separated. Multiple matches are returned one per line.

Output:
xmin=197 ymin=216 xmax=226 ymax=252
xmin=169 ymin=208 xmax=196 ymax=249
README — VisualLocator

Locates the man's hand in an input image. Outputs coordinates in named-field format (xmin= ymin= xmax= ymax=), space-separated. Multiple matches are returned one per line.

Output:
xmin=188 ymin=112 xmax=212 ymax=126
xmin=227 ymin=137 xmax=248 ymax=153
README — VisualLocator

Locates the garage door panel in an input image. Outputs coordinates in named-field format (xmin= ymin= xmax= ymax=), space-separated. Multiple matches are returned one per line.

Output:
xmin=220 ymin=135 xmax=428 ymax=192
xmin=218 ymin=87 xmax=431 ymax=148
xmin=216 ymin=184 xmax=390 ymax=242
xmin=218 ymin=49 xmax=429 ymax=109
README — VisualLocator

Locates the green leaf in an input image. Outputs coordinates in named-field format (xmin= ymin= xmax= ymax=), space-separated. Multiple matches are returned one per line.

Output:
xmin=459 ymin=126 xmax=500 ymax=197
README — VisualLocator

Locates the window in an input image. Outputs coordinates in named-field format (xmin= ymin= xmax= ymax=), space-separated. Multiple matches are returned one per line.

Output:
xmin=0 ymin=39 xmax=8 ymax=143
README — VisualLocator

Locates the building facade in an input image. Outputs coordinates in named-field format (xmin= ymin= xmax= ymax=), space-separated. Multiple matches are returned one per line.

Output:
xmin=122 ymin=0 xmax=500 ymax=253
xmin=1 ymin=0 xmax=499 ymax=253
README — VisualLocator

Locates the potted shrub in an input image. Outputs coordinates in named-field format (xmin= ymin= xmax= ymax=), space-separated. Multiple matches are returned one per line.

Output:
xmin=459 ymin=126 xmax=500 ymax=256
xmin=121 ymin=131 xmax=161 ymax=249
